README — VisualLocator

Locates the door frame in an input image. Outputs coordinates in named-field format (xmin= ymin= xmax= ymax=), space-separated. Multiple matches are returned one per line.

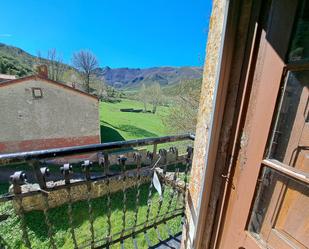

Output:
xmin=192 ymin=0 xmax=306 ymax=248
xmin=214 ymin=0 xmax=305 ymax=248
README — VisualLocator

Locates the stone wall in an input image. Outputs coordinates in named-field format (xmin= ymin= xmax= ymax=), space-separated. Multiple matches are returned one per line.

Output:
xmin=181 ymin=0 xmax=227 ymax=248
xmin=13 ymin=151 xmax=186 ymax=212
xmin=16 ymin=172 xmax=151 ymax=212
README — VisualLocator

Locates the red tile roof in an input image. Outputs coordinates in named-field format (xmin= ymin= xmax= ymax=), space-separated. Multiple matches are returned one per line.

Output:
xmin=0 ymin=75 xmax=98 ymax=100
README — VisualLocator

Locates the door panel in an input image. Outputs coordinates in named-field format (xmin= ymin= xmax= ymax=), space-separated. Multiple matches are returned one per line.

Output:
xmin=249 ymin=167 xmax=309 ymax=249
xmin=261 ymin=70 xmax=309 ymax=248
xmin=218 ymin=0 xmax=309 ymax=248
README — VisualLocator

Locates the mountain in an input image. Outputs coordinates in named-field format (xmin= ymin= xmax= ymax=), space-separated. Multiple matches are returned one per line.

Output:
xmin=0 ymin=43 xmax=35 ymax=76
xmin=95 ymin=66 xmax=203 ymax=89
xmin=0 ymin=43 xmax=203 ymax=90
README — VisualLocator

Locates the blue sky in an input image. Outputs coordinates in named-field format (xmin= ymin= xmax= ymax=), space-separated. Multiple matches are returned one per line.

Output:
xmin=0 ymin=0 xmax=211 ymax=68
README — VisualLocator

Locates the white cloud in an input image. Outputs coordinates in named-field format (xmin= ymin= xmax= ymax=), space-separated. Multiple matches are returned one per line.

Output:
xmin=0 ymin=34 xmax=12 ymax=37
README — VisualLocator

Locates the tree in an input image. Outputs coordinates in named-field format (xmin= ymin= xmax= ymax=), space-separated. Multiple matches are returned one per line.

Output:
xmin=72 ymin=50 xmax=99 ymax=93
xmin=36 ymin=49 xmax=65 ymax=81
xmin=148 ymin=83 xmax=162 ymax=114
xmin=47 ymin=49 xmax=65 ymax=81
xmin=139 ymin=83 xmax=148 ymax=112
xmin=164 ymin=79 xmax=202 ymax=133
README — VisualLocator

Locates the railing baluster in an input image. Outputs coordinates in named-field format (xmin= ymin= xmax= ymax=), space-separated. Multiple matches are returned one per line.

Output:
xmin=42 ymin=191 xmax=57 ymax=249
xmin=153 ymin=149 xmax=168 ymax=223
xmin=104 ymin=152 xmax=109 ymax=176
xmin=181 ymin=147 xmax=193 ymax=248
xmin=182 ymin=147 xmax=193 ymax=211
xmin=31 ymin=161 xmax=47 ymax=189
xmin=163 ymin=147 xmax=179 ymax=221
xmin=132 ymin=236 xmax=138 ymax=249
xmin=120 ymin=240 xmax=125 ymax=249
xmin=164 ymin=167 xmax=179 ymax=221
xmin=144 ymin=151 xmax=156 ymax=228
xmin=61 ymin=164 xmax=78 ymax=249
xmin=10 ymin=171 xmax=32 ymax=249
xmin=38 ymin=166 xmax=57 ymax=249
xmin=118 ymin=155 xmax=128 ymax=242
xmin=143 ymin=231 xmax=152 ymax=248
xmin=132 ymin=152 xmax=142 ymax=231
xmin=152 ymin=143 xmax=157 ymax=160
xmin=101 ymin=153 xmax=112 ymax=248
xmin=82 ymin=160 xmax=95 ymax=248
xmin=155 ymin=226 xmax=163 ymax=242
xmin=164 ymin=222 xmax=173 ymax=238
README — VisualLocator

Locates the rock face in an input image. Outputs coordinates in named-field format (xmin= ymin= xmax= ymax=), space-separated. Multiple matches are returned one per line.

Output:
xmin=95 ymin=66 xmax=203 ymax=89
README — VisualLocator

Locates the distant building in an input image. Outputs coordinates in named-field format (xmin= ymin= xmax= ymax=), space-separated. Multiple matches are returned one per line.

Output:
xmin=0 ymin=66 xmax=100 ymax=153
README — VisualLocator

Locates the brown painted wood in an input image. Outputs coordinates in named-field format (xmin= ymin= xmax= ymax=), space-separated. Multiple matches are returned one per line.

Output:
xmin=216 ymin=0 xmax=309 ymax=248
xmin=263 ymin=79 xmax=309 ymax=248
xmin=219 ymin=28 xmax=284 ymax=249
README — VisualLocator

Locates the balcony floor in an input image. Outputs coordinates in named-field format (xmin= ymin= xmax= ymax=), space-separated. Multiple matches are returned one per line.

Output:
xmin=152 ymin=233 xmax=182 ymax=249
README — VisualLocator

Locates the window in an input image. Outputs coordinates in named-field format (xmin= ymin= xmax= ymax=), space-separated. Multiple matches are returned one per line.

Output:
xmin=248 ymin=1 xmax=309 ymax=247
xmin=32 ymin=87 xmax=43 ymax=99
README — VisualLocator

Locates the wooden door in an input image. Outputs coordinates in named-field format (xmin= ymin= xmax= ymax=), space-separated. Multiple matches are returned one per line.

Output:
xmin=217 ymin=0 xmax=309 ymax=248
xmin=249 ymin=71 xmax=309 ymax=249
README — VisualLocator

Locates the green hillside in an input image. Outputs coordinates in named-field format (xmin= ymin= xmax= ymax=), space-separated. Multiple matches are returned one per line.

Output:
xmin=0 ymin=43 xmax=75 ymax=78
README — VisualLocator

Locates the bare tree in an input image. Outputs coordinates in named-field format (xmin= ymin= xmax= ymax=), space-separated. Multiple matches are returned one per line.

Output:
xmin=47 ymin=49 xmax=65 ymax=81
xmin=164 ymin=78 xmax=202 ymax=133
xmin=36 ymin=49 xmax=65 ymax=81
xmin=139 ymin=83 xmax=148 ymax=112
xmin=148 ymin=83 xmax=162 ymax=114
xmin=72 ymin=50 xmax=99 ymax=93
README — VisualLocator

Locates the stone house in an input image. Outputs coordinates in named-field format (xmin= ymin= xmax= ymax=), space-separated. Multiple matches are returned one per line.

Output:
xmin=0 ymin=67 xmax=100 ymax=153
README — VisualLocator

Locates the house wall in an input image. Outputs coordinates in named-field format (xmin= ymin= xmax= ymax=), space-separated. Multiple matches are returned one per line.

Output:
xmin=0 ymin=78 xmax=100 ymax=153
xmin=181 ymin=0 xmax=227 ymax=248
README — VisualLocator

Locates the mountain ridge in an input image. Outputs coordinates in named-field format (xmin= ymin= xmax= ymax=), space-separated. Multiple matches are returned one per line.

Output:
xmin=0 ymin=43 xmax=203 ymax=89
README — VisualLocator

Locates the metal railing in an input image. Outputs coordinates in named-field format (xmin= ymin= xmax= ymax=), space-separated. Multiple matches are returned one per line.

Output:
xmin=0 ymin=134 xmax=194 ymax=249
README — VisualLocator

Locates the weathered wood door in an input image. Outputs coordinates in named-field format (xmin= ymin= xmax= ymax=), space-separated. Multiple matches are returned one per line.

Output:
xmin=217 ymin=0 xmax=309 ymax=248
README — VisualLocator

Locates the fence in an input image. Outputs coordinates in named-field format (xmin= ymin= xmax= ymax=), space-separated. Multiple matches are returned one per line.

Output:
xmin=0 ymin=134 xmax=194 ymax=249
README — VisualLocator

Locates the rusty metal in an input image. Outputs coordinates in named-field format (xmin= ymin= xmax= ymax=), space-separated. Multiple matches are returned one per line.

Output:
xmin=144 ymin=169 xmax=155 ymax=229
xmin=101 ymin=153 xmax=112 ymax=247
xmin=91 ymin=211 xmax=184 ymax=249
xmin=154 ymin=149 xmax=168 ymax=223
xmin=118 ymin=155 xmax=128 ymax=239
xmin=15 ymin=196 xmax=32 ymax=249
xmin=42 ymin=192 xmax=57 ymax=249
xmin=62 ymin=165 xmax=78 ymax=249
xmin=31 ymin=161 xmax=47 ymax=189
xmin=0 ymin=134 xmax=194 ymax=163
xmin=0 ymin=134 xmax=195 ymax=249
xmin=10 ymin=171 xmax=26 ymax=194
xmin=82 ymin=160 xmax=95 ymax=248
xmin=132 ymin=152 xmax=142 ymax=232
xmin=10 ymin=172 xmax=32 ymax=249
xmin=0 ymin=160 xmax=188 ymax=203
xmin=61 ymin=163 xmax=73 ymax=185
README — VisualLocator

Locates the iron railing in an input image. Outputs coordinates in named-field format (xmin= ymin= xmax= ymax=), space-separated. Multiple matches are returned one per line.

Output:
xmin=0 ymin=134 xmax=194 ymax=249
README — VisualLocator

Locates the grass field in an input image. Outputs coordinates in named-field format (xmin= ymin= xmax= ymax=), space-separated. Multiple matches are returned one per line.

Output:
xmin=0 ymin=182 xmax=183 ymax=249
xmin=100 ymin=99 xmax=170 ymax=143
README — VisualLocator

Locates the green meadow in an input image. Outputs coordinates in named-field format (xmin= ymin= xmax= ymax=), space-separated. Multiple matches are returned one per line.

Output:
xmin=100 ymin=99 xmax=170 ymax=143
xmin=0 ymin=182 xmax=183 ymax=249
